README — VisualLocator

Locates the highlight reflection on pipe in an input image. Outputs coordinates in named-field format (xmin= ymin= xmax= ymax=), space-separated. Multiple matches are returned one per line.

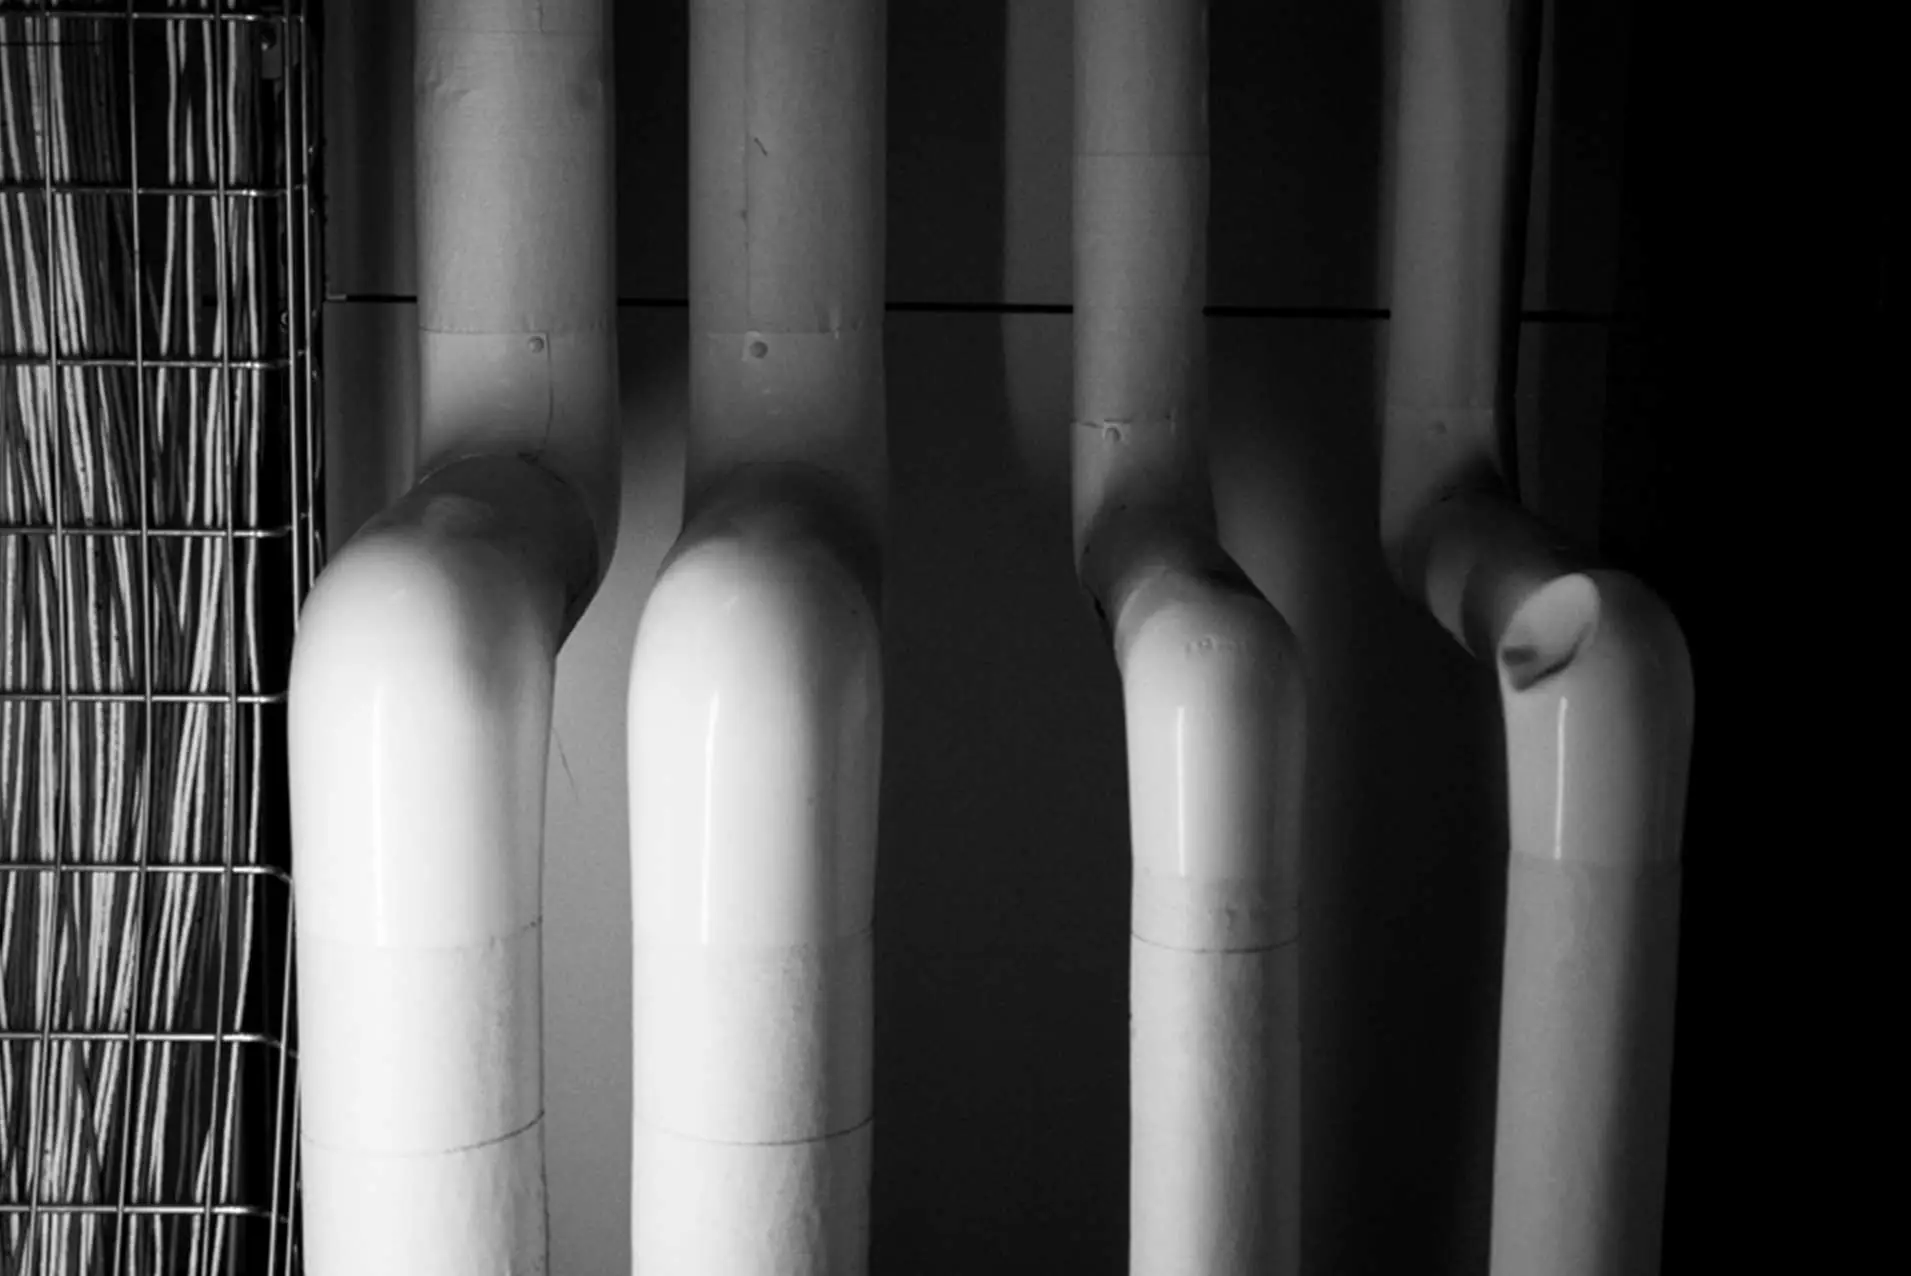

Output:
xmin=628 ymin=1 xmax=886 ymax=1270
xmin=289 ymin=2 xmax=618 ymax=1271
xmin=1073 ymin=2 xmax=1305 ymax=1272
xmin=291 ymin=460 xmax=599 ymax=1276
xmin=1381 ymin=3 xmax=1693 ymax=1272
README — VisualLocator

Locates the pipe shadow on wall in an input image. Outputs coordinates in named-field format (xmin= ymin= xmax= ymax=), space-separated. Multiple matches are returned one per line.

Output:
xmin=543 ymin=5 xmax=693 ymax=1274
xmin=1209 ymin=3 xmax=1509 ymax=1274
xmin=885 ymin=2 xmax=1517 ymax=1272
xmin=876 ymin=4 xmax=1132 ymax=1273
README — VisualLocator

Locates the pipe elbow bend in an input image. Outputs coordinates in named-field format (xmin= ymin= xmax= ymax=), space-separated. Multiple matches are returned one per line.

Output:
xmin=1113 ymin=566 xmax=1305 ymax=952
xmin=636 ymin=504 xmax=880 ymax=693
xmin=289 ymin=460 xmax=581 ymax=1271
xmin=629 ymin=484 xmax=882 ymax=948
xmin=1115 ymin=570 xmax=1304 ymax=724
xmin=1498 ymin=569 xmax=1694 ymax=872
xmin=289 ymin=457 xmax=581 ymax=947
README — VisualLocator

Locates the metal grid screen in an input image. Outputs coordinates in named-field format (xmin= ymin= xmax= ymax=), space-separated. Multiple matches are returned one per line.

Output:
xmin=0 ymin=1 xmax=317 ymax=1272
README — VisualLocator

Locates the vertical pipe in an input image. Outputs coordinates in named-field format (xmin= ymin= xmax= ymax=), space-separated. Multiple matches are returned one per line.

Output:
xmin=627 ymin=2 xmax=885 ymax=1272
xmin=1491 ymin=572 xmax=1689 ymax=1275
xmin=1380 ymin=0 xmax=1535 ymax=637
xmin=682 ymin=0 xmax=886 ymax=522
xmin=1074 ymin=3 xmax=1304 ymax=1272
xmin=289 ymin=2 xmax=616 ymax=1272
xmin=1380 ymin=4 xmax=1692 ymax=1272
xmin=1073 ymin=0 xmax=1212 ymax=577
xmin=290 ymin=463 xmax=589 ymax=1276
xmin=412 ymin=0 xmax=621 ymax=578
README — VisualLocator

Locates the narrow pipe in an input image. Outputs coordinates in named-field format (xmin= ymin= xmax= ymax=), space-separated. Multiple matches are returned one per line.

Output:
xmin=627 ymin=2 xmax=886 ymax=1272
xmin=289 ymin=3 xmax=616 ymax=1272
xmin=1381 ymin=3 xmax=1693 ymax=1273
xmin=1074 ymin=3 xmax=1304 ymax=1271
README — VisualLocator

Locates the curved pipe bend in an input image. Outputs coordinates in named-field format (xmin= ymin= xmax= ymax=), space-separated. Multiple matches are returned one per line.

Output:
xmin=1071 ymin=3 xmax=1304 ymax=1267
xmin=640 ymin=1 xmax=884 ymax=1267
xmin=1096 ymin=528 xmax=1305 ymax=954
xmin=1488 ymin=554 xmax=1691 ymax=1276
xmin=1380 ymin=2 xmax=1688 ymax=1269
xmin=288 ymin=455 xmax=595 ymax=1275
xmin=1392 ymin=487 xmax=1694 ymax=869
xmin=1394 ymin=497 xmax=1693 ymax=1276
xmin=1391 ymin=486 xmax=1580 ymax=659
xmin=629 ymin=466 xmax=881 ymax=961
xmin=1093 ymin=525 xmax=1306 ymax=1276
xmin=414 ymin=0 xmax=621 ymax=588
xmin=628 ymin=465 xmax=880 ymax=1136
xmin=1498 ymin=564 xmax=1693 ymax=873
xmin=626 ymin=467 xmax=881 ymax=1272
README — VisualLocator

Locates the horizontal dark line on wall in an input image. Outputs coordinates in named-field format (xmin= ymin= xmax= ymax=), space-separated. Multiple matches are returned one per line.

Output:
xmin=328 ymin=293 xmax=1616 ymax=323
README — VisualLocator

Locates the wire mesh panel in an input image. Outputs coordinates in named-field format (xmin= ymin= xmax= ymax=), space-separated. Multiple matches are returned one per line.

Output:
xmin=0 ymin=2 xmax=318 ymax=1272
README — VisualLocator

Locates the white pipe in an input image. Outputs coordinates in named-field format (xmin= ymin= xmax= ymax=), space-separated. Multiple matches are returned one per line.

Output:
xmin=1381 ymin=3 xmax=1693 ymax=1273
xmin=412 ymin=0 xmax=621 ymax=572
xmin=627 ymin=2 xmax=885 ymax=1271
xmin=290 ymin=460 xmax=590 ymax=1275
xmin=290 ymin=3 xmax=616 ymax=1272
xmin=1074 ymin=3 xmax=1304 ymax=1271
xmin=1493 ymin=570 xmax=1690 ymax=1274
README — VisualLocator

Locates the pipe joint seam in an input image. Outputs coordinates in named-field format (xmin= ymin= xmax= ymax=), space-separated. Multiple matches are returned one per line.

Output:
xmin=1077 ymin=509 xmax=1227 ymax=624
xmin=1498 ymin=569 xmax=1690 ymax=697
xmin=671 ymin=461 xmax=884 ymax=614
xmin=633 ymin=1113 xmax=875 ymax=1152
xmin=629 ymin=467 xmax=883 ymax=949
xmin=631 ymin=1119 xmax=874 ymax=1272
xmin=1390 ymin=487 xmax=1578 ymax=658
xmin=416 ymin=332 xmax=619 ymax=605
xmin=687 ymin=338 xmax=888 ymax=530
xmin=301 ymin=1111 xmax=546 ymax=1161
xmin=1499 ymin=569 xmax=1693 ymax=873
xmin=1108 ymin=535 xmax=1306 ymax=952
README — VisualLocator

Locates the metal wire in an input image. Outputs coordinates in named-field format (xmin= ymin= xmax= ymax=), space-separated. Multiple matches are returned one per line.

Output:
xmin=0 ymin=1 xmax=317 ymax=1272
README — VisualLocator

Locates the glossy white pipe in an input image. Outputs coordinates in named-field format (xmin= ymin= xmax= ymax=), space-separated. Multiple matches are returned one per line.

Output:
xmin=1382 ymin=3 xmax=1693 ymax=1273
xmin=1075 ymin=3 xmax=1303 ymax=1271
xmin=290 ymin=460 xmax=592 ymax=1275
xmin=628 ymin=2 xmax=885 ymax=1271
xmin=290 ymin=3 xmax=616 ymax=1271
xmin=1494 ymin=568 xmax=1690 ymax=1274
